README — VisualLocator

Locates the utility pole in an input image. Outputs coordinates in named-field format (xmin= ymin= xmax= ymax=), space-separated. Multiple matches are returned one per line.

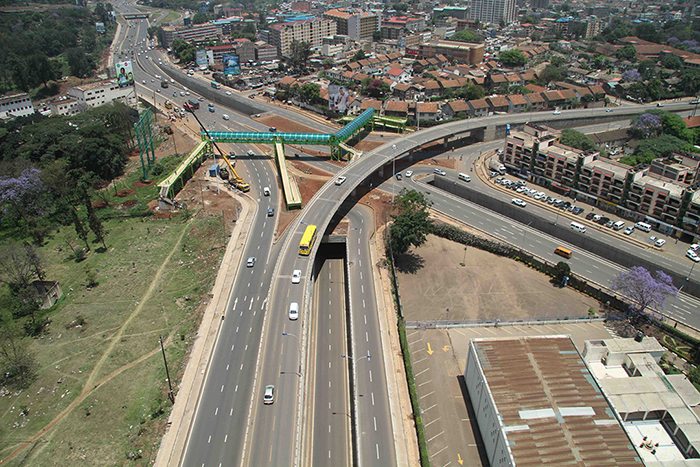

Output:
xmin=160 ymin=336 xmax=175 ymax=403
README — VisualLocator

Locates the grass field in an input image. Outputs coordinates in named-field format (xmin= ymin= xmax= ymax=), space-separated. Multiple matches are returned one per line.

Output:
xmin=0 ymin=157 xmax=231 ymax=465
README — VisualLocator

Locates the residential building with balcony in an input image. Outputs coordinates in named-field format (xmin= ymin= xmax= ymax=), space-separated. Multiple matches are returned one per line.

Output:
xmin=161 ymin=24 xmax=222 ymax=47
xmin=268 ymin=19 xmax=337 ymax=57
xmin=323 ymin=9 xmax=378 ymax=41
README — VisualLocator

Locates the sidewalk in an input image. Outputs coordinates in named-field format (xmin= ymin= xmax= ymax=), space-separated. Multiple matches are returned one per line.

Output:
xmin=154 ymin=192 xmax=256 ymax=467
xmin=369 ymin=222 xmax=421 ymax=467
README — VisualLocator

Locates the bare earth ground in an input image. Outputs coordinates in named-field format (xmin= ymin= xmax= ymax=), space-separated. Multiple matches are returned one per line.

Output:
xmin=397 ymin=234 xmax=598 ymax=323
xmin=257 ymin=115 xmax=322 ymax=134
xmin=355 ymin=140 xmax=384 ymax=152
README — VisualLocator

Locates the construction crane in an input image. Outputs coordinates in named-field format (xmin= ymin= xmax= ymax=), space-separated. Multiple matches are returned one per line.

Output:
xmin=184 ymin=104 xmax=250 ymax=192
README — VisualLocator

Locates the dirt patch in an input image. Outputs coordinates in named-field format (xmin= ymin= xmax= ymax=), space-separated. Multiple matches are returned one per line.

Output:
xmin=92 ymin=200 xmax=108 ymax=209
xmin=355 ymin=140 xmax=384 ymax=152
xmin=358 ymin=190 xmax=394 ymax=229
xmin=297 ymin=176 xmax=326 ymax=204
xmin=331 ymin=219 xmax=350 ymax=236
xmin=289 ymin=160 xmax=332 ymax=177
xmin=174 ymin=165 xmax=242 ymax=231
xmin=417 ymin=158 xmax=457 ymax=170
xmin=116 ymin=189 xmax=135 ymax=197
xmin=397 ymin=234 xmax=598 ymax=322
xmin=134 ymin=180 xmax=154 ymax=188
xmin=121 ymin=199 xmax=138 ymax=208
xmin=276 ymin=209 xmax=300 ymax=238
xmin=286 ymin=144 xmax=331 ymax=158
xmin=257 ymin=115 xmax=322 ymax=134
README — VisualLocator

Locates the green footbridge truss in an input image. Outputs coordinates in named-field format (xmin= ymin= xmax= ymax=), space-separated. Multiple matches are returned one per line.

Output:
xmin=202 ymin=108 xmax=376 ymax=160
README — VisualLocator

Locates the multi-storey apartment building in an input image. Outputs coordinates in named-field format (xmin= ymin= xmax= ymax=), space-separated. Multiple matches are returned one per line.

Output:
xmin=161 ymin=24 xmax=222 ymax=47
xmin=503 ymin=124 xmax=700 ymax=237
xmin=468 ymin=0 xmax=516 ymax=25
xmin=68 ymin=80 xmax=135 ymax=109
xmin=323 ymin=9 xmax=378 ymax=41
xmin=268 ymin=19 xmax=337 ymax=57
xmin=0 ymin=92 xmax=35 ymax=119
xmin=418 ymin=40 xmax=484 ymax=64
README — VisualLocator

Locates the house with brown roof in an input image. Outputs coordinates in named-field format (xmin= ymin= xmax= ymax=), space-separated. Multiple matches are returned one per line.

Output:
xmin=392 ymin=82 xmax=412 ymax=100
xmin=277 ymin=76 xmax=298 ymax=88
xmin=524 ymin=92 xmax=545 ymax=110
xmin=588 ymin=85 xmax=606 ymax=99
xmin=384 ymin=100 xmax=409 ymax=118
xmin=487 ymin=95 xmax=510 ymax=113
xmin=467 ymin=98 xmax=489 ymax=117
xmin=360 ymin=99 xmax=382 ymax=112
xmin=415 ymin=101 xmax=441 ymax=122
xmin=558 ymin=88 xmax=579 ymax=108
xmin=421 ymin=80 xmax=442 ymax=98
xmin=488 ymin=73 xmax=508 ymax=88
xmin=542 ymin=90 xmax=567 ymax=109
xmin=441 ymin=99 xmax=469 ymax=118
xmin=507 ymin=94 xmax=528 ymax=112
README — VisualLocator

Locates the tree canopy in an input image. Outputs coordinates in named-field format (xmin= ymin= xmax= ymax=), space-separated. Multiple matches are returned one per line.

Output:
xmin=498 ymin=49 xmax=527 ymax=67
xmin=389 ymin=189 xmax=433 ymax=255
xmin=451 ymin=29 xmax=482 ymax=43
xmin=611 ymin=266 xmax=677 ymax=316
xmin=560 ymin=129 xmax=595 ymax=151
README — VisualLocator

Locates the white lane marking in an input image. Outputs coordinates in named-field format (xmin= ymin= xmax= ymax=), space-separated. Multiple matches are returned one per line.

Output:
xmin=369 ymin=369 xmax=373 ymax=383
xmin=233 ymin=297 xmax=238 ymax=310
xmin=214 ymin=407 xmax=218 ymax=416
xmin=373 ymin=416 xmax=377 ymax=431
xmin=235 ymin=384 xmax=238 ymax=392
xmin=220 ymin=385 xmax=224 ymax=392
xmin=226 ymin=364 xmax=229 ymax=371
xmin=371 ymin=392 xmax=375 ymax=406
xmin=208 ymin=435 xmax=211 ymax=444
xmin=224 ymin=434 xmax=228 ymax=443
xmin=365 ymin=331 xmax=369 ymax=342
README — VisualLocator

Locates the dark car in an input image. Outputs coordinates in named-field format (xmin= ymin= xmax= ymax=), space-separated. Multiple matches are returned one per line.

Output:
xmin=586 ymin=212 xmax=595 ymax=220
xmin=598 ymin=216 xmax=610 ymax=225
xmin=395 ymin=173 xmax=402 ymax=180
xmin=572 ymin=207 xmax=584 ymax=215
xmin=267 ymin=207 xmax=274 ymax=217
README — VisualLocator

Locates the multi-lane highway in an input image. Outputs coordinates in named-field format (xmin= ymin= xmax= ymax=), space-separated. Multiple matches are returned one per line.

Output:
xmin=112 ymin=7 xmax=699 ymax=467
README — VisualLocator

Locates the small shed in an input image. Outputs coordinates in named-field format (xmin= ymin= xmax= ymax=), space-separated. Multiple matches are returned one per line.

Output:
xmin=32 ymin=280 xmax=62 ymax=309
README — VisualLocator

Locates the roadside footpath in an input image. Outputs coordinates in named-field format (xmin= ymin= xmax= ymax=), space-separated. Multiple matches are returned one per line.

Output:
xmin=370 ymin=221 xmax=421 ymax=467
xmin=154 ymin=191 xmax=256 ymax=467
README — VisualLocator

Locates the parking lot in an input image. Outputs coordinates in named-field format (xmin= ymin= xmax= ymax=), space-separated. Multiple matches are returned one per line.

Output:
xmin=489 ymin=174 xmax=699 ymax=261
xmin=407 ymin=322 xmax=614 ymax=467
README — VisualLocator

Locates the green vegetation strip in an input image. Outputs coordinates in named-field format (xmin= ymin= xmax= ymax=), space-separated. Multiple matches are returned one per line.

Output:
xmin=386 ymin=242 xmax=431 ymax=467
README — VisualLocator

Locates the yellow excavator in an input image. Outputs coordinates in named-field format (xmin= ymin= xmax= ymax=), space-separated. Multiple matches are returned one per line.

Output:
xmin=185 ymin=106 xmax=250 ymax=192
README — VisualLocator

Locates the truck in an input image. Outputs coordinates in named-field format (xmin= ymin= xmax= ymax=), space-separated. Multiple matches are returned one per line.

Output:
xmin=489 ymin=158 xmax=506 ymax=175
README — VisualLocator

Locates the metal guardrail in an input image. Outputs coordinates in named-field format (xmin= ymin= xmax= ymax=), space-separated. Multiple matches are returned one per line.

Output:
xmin=405 ymin=317 xmax=605 ymax=329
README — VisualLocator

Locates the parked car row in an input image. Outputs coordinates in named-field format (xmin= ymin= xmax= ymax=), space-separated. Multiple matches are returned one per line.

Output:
xmin=495 ymin=178 xmax=584 ymax=214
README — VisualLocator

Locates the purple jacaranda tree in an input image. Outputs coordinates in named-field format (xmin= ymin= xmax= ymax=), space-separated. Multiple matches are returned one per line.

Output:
xmin=630 ymin=112 xmax=662 ymax=139
xmin=681 ymin=40 xmax=699 ymax=52
xmin=622 ymin=69 xmax=641 ymax=82
xmin=611 ymin=266 xmax=678 ymax=317
xmin=0 ymin=167 xmax=44 ymax=226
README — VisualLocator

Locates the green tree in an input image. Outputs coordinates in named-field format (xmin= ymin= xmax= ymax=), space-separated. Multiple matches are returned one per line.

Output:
xmin=362 ymin=78 xmax=390 ymax=98
xmin=289 ymin=41 xmax=311 ymax=71
xmin=660 ymin=54 xmax=684 ymax=70
xmin=560 ymin=129 xmax=595 ymax=151
xmin=65 ymin=48 xmax=94 ymax=78
xmin=637 ymin=60 xmax=657 ymax=80
xmin=0 ymin=315 xmax=37 ymax=389
xmin=680 ymin=69 xmax=700 ymax=95
xmin=553 ymin=261 xmax=571 ymax=286
xmin=70 ymin=207 xmax=90 ymax=252
xmin=83 ymin=191 xmax=106 ymax=249
xmin=353 ymin=49 xmax=367 ymax=61
xmin=498 ymin=49 xmax=527 ymax=67
xmin=635 ymin=23 xmax=661 ymax=43
xmin=294 ymin=82 xmax=321 ymax=105
xmin=192 ymin=12 xmax=211 ymax=24
xmin=389 ymin=189 xmax=433 ymax=255
xmin=452 ymin=29 xmax=482 ymax=43
xmin=455 ymin=83 xmax=485 ymax=100
xmin=540 ymin=64 xmax=565 ymax=83
xmin=615 ymin=45 xmax=637 ymax=61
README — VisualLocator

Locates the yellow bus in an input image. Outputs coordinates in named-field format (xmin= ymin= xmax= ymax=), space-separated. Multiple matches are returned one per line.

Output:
xmin=554 ymin=246 xmax=573 ymax=259
xmin=299 ymin=225 xmax=317 ymax=256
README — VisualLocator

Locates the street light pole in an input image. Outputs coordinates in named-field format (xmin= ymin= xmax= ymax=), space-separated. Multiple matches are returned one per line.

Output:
xmin=687 ymin=261 xmax=697 ymax=281
xmin=392 ymin=144 xmax=397 ymax=203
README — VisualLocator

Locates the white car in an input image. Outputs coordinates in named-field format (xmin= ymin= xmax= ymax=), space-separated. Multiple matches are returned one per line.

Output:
xmin=404 ymin=170 xmax=413 ymax=177
xmin=512 ymin=198 xmax=527 ymax=207
xmin=225 ymin=91 xmax=232 ymax=95
xmin=222 ymin=114 xmax=230 ymax=120
xmin=433 ymin=168 xmax=447 ymax=176
xmin=288 ymin=302 xmax=299 ymax=320
xmin=651 ymin=237 xmax=666 ymax=247
xmin=292 ymin=270 xmax=302 ymax=284
xmin=335 ymin=176 xmax=347 ymax=186
xmin=263 ymin=385 xmax=275 ymax=405
xmin=553 ymin=110 xmax=561 ymax=115
xmin=605 ymin=108 xmax=613 ymax=113
xmin=687 ymin=250 xmax=700 ymax=262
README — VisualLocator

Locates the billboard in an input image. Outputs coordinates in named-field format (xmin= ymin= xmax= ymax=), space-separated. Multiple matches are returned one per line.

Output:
xmin=328 ymin=84 xmax=349 ymax=114
xmin=115 ymin=60 xmax=134 ymax=87
xmin=196 ymin=49 xmax=208 ymax=68
xmin=223 ymin=54 xmax=241 ymax=76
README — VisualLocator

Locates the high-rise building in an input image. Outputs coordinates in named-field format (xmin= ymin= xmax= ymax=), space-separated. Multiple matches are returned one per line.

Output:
xmin=468 ymin=0 xmax=516 ymax=25
xmin=323 ymin=8 xmax=379 ymax=41
xmin=268 ymin=19 xmax=337 ymax=57
xmin=585 ymin=15 xmax=605 ymax=39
